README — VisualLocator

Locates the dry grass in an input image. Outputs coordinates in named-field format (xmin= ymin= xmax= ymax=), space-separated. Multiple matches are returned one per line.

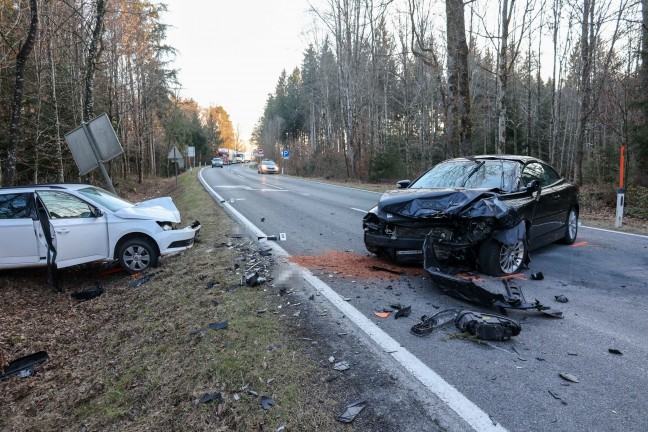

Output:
xmin=0 ymin=171 xmax=341 ymax=431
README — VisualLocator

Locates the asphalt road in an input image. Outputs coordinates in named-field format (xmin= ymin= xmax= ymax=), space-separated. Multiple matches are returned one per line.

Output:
xmin=201 ymin=164 xmax=648 ymax=432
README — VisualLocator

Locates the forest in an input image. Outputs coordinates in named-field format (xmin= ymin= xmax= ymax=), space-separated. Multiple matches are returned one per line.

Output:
xmin=1 ymin=0 xmax=647 ymax=190
xmin=253 ymin=0 xmax=648 ymax=187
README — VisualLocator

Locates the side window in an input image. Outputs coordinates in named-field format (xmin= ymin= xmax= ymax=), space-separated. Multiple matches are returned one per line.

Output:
xmin=0 ymin=193 xmax=32 ymax=219
xmin=521 ymin=163 xmax=544 ymax=188
xmin=38 ymin=192 xmax=95 ymax=219
xmin=541 ymin=163 xmax=561 ymax=185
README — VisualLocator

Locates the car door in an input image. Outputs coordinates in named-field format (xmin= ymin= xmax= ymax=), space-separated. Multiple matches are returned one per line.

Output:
xmin=521 ymin=162 xmax=560 ymax=247
xmin=37 ymin=191 xmax=110 ymax=268
xmin=0 ymin=192 xmax=41 ymax=265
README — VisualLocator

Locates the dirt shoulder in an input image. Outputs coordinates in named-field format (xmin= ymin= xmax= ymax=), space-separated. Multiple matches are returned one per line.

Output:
xmin=0 ymin=171 xmax=450 ymax=431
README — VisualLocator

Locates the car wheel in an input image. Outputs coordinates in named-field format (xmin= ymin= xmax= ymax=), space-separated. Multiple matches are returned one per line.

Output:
xmin=559 ymin=207 xmax=578 ymax=244
xmin=478 ymin=238 xmax=526 ymax=276
xmin=117 ymin=237 xmax=158 ymax=274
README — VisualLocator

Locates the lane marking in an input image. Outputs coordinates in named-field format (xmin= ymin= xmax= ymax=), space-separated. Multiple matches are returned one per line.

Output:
xmin=262 ymin=183 xmax=286 ymax=190
xmin=351 ymin=207 xmax=368 ymax=213
xmin=581 ymin=225 xmax=648 ymax=239
xmin=198 ymin=167 xmax=508 ymax=432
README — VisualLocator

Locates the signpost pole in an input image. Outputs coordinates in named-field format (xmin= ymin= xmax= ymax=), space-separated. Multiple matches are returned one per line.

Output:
xmin=81 ymin=122 xmax=116 ymax=194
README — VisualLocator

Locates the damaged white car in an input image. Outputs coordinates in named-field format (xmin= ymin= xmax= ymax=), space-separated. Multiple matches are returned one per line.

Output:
xmin=0 ymin=184 xmax=200 ymax=274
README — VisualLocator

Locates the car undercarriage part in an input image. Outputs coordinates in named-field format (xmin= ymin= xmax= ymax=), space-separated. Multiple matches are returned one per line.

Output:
xmin=0 ymin=351 xmax=49 ymax=381
xmin=454 ymin=310 xmax=521 ymax=341
xmin=410 ymin=308 xmax=462 ymax=336
xmin=423 ymin=238 xmax=555 ymax=315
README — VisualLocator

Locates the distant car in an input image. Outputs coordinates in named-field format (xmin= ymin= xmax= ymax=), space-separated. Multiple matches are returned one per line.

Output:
xmin=211 ymin=158 xmax=224 ymax=168
xmin=363 ymin=155 xmax=579 ymax=276
xmin=258 ymin=160 xmax=279 ymax=174
xmin=0 ymin=184 xmax=201 ymax=274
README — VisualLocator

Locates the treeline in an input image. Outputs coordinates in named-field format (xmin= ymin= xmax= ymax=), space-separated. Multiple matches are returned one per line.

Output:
xmin=253 ymin=0 xmax=647 ymax=186
xmin=0 ymin=0 xmax=236 ymax=187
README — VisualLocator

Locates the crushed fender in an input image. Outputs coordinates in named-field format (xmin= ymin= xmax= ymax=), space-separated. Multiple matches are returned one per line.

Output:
xmin=336 ymin=397 xmax=368 ymax=423
xmin=0 ymin=351 xmax=49 ymax=381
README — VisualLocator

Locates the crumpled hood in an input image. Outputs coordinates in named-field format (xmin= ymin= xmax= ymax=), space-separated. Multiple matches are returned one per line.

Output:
xmin=113 ymin=197 xmax=181 ymax=222
xmin=379 ymin=188 xmax=500 ymax=218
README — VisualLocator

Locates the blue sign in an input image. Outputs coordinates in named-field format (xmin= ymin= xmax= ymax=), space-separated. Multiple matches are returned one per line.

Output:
xmin=282 ymin=150 xmax=290 ymax=159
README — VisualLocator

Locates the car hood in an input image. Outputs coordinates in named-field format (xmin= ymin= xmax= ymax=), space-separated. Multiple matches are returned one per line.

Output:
xmin=378 ymin=188 xmax=504 ymax=218
xmin=113 ymin=197 xmax=181 ymax=222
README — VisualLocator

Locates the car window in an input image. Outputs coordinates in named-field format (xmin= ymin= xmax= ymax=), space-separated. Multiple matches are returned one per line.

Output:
xmin=411 ymin=160 xmax=518 ymax=191
xmin=521 ymin=162 xmax=561 ymax=188
xmin=0 ymin=193 xmax=31 ymax=219
xmin=38 ymin=192 xmax=96 ymax=219
xmin=77 ymin=187 xmax=132 ymax=211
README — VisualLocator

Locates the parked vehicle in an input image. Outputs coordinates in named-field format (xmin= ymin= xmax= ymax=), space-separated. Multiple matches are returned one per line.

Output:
xmin=258 ymin=160 xmax=279 ymax=174
xmin=211 ymin=158 xmax=224 ymax=168
xmin=363 ymin=155 xmax=579 ymax=276
xmin=0 ymin=184 xmax=201 ymax=274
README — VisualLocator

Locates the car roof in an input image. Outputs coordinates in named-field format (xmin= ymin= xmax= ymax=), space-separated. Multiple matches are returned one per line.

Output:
xmin=0 ymin=183 xmax=94 ymax=193
xmin=446 ymin=154 xmax=541 ymax=164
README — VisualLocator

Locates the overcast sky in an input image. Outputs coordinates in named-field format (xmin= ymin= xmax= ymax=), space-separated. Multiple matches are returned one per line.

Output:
xmin=163 ymin=1 xmax=311 ymax=143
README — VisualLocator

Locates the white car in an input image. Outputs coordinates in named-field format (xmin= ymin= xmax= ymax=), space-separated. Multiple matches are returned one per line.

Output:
xmin=0 ymin=184 xmax=200 ymax=274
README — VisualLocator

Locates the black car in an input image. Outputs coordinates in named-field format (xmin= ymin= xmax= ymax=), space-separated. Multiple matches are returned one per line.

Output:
xmin=363 ymin=155 xmax=579 ymax=276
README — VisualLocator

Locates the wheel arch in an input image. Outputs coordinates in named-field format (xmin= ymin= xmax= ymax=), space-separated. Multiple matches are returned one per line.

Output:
xmin=113 ymin=232 xmax=160 ymax=260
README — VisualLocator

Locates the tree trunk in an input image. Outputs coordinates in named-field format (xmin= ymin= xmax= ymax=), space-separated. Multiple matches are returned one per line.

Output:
xmin=4 ymin=0 xmax=38 ymax=187
xmin=84 ymin=0 xmax=108 ymax=121
xmin=574 ymin=0 xmax=591 ymax=185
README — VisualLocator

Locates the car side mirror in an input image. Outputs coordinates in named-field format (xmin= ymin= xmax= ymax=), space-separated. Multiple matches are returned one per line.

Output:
xmin=94 ymin=208 xmax=103 ymax=217
xmin=526 ymin=180 xmax=541 ymax=201
xmin=397 ymin=180 xmax=411 ymax=189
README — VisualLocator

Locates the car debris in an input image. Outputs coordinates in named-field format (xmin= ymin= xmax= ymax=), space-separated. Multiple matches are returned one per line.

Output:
xmin=336 ymin=397 xmax=368 ymax=423
xmin=261 ymin=395 xmax=275 ymax=410
xmin=189 ymin=321 xmax=229 ymax=335
xmin=374 ymin=311 xmax=392 ymax=318
xmin=393 ymin=305 xmax=411 ymax=319
xmin=333 ymin=361 xmax=350 ymax=371
xmin=198 ymin=392 xmax=222 ymax=404
xmin=71 ymin=283 xmax=104 ymax=302
xmin=531 ymin=272 xmax=544 ymax=280
xmin=411 ymin=309 xmax=462 ymax=336
xmin=559 ymin=372 xmax=579 ymax=383
xmin=454 ymin=310 xmax=521 ymax=341
xmin=608 ymin=349 xmax=623 ymax=355
xmin=128 ymin=273 xmax=151 ymax=288
xmin=369 ymin=265 xmax=403 ymax=275
xmin=554 ymin=295 xmax=569 ymax=303
xmin=0 ymin=351 xmax=49 ymax=381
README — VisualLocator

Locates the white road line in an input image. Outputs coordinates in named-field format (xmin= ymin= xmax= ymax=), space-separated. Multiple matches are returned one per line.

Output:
xmin=351 ymin=207 xmax=368 ymax=213
xmin=581 ymin=225 xmax=648 ymax=239
xmin=262 ymin=183 xmax=286 ymax=190
xmin=198 ymin=167 xmax=508 ymax=432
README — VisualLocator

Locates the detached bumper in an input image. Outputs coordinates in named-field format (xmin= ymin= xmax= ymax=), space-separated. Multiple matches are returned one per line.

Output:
xmin=158 ymin=221 xmax=201 ymax=255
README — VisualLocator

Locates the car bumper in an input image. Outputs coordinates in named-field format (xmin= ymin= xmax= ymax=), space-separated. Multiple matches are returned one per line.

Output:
xmin=364 ymin=231 xmax=425 ymax=260
xmin=157 ymin=222 xmax=201 ymax=255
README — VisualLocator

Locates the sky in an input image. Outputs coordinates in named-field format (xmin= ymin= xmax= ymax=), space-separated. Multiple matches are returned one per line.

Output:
xmin=163 ymin=1 xmax=312 ymax=143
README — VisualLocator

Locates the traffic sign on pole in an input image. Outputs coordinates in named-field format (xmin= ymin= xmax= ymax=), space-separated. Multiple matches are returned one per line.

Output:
xmin=282 ymin=150 xmax=290 ymax=159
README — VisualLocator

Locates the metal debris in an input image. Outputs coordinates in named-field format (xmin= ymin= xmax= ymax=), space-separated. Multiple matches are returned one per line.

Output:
xmin=336 ymin=397 xmax=368 ymax=423
xmin=559 ymin=372 xmax=579 ymax=383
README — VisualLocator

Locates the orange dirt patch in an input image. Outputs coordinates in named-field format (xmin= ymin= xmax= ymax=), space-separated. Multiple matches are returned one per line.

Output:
xmin=288 ymin=251 xmax=427 ymax=280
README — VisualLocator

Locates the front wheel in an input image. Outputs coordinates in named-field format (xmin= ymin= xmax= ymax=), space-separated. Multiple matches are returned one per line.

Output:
xmin=559 ymin=207 xmax=578 ymax=244
xmin=478 ymin=238 xmax=527 ymax=276
xmin=117 ymin=237 xmax=158 ymax=274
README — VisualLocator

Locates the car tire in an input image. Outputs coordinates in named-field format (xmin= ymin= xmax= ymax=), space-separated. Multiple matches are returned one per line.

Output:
xmin=117 ymin=237 xmax=158 ymax=274
xmin=559 ymin=207 xmax=578 ymax=244
xmin=478 ymin=238 xmax=526 ymax=276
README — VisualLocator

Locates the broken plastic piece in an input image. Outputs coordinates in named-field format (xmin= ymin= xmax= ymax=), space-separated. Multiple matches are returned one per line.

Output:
xmin=261 ymin=395 xmax=275 ymax=410
xmin=608 ymin=348 xmax=623 ymax=355
xmin=455 ymin=310 xmax=521 ymax=341
xmin=0 ymin=351 xmax=49 ymax=381
xmin=246 ymin=272 xmax=260 ymax=286
xmin=374 ymin=311 xmax=392 ymax=318
xmin=394 ymin=305 xmax=411 ymax=319
xmin=128 ymin=274 xmax=151 ymax=288
xmin=554 ymin=295 xmax=569 ymax=303
xmin=410 ymin=308 xmax=462 ymax=336
xmin=541 ymin=309 xmax=563 ymax=318
xmin=336 ymin=397 xmax=368 ymax=423
xmin=71 ymin=283 xmax=104 ymax=302
xmin=199 ymin=392 xmax=222 ymax=404
xmin=531 ymin=272 xmax=544 ymax=280
xmin=559 ymin=372 xmax=579 ymax=383
xmin=259 ymin=248 xmax=273 ymax=256
xmin=333 ymin=361 xmax=350 ymax=371
xmin=190 ymin=321 xmax=229 ymax=335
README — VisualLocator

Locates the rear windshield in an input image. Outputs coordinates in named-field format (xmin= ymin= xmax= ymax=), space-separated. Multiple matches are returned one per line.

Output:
xmin=410 ymin=160 xmax=519 ymax=192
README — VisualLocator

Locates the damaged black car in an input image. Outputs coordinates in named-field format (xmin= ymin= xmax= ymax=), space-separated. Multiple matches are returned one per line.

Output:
xmin=363 ymin=155 xmax=579 ymax=276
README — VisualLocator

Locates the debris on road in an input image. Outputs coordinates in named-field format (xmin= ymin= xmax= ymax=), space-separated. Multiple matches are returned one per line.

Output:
xmin=548 ymin=390 xmax=567 ymax=405
xmin=554 ymin=295 xmax=569 ymax=303
xmin=531 ymin=272 xmax=544 ymax=280
xmin=370 ymin=265 xmax=403 ymax=275
xmin=0 ymin=351 xmax=49 ymax=381
xmin=128 ymin=273 xmax=151 ymax=288
xmin=198 ymin=392 xmax=222 ymax=404
xmin=336 ymin=397 xmax=368 ymax=423
xmin=261 ymin=395 xmax=275 ymax=410
xmin=608 ymin=349 xmax=623 ymax=355
xmin=333 ymin=361 xmax=350 ymax=371
xmin=374 ymin=311 xmax=392 ymax=318
xmin=455 ymin=310 xmax=521 ymax=341
xmin=410 ymin=309 xmax=461 ymax=336
xmin=559 ymin=372 xmax=579 ymax=383
xmin=393 ymin=304 xmax=411 ymax=319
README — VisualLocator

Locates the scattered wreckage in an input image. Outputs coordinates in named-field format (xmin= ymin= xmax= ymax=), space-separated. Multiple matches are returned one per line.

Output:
xmin=363 ymin=155 xmax=579 ymax=276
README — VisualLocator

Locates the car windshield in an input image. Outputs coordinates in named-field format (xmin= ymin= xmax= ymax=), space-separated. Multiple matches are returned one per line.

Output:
xmin=77 ymin=186 xmax=133 ymax=211
xmin=263 ymin=161 xmax=276 ymax=167
xmin=410 ymin=159 xmax=519 ymax=192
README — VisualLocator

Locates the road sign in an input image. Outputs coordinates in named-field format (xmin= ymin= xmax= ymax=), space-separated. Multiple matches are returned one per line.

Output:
xmin=282 ymin=150 xmax=290 ymax=159
xmin=253 ymin=148 xmax=264 ymax=157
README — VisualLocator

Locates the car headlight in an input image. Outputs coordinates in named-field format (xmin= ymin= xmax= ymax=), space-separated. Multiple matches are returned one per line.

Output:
xmin=157 ymin=222 xmax=174 ymax=231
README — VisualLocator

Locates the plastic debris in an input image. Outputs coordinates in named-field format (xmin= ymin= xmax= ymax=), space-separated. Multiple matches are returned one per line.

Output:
xmin=246 ymin=272 xmax=260 ymax=286
xmin=128 ymin=274 xmax=151 ymax=288
xmin=531 ymin=272 xmax=544 ymax=280
xmin=0 ymin=351 xmax=49 ymax=381
xmin=554 ymin=295 xmax=569 ymax=303
xmin=333 ymin=361 xmax=350 ymax=371
xmin=190 ymin=321 xmax=229 ymax=335
xmin=394 ymin=305 xmax=411 ymax=319
xmin=559 ymin=372 xmax=579 ymax=383
xmin=608 ymin=348 xmax=623 ymax=355
xmin=199 ymin=392 xmax=222 ymax=404
xmin=71 ymin=283 xmax=104 ymax=302
xmin=374 ymin=311 xmax=392 ymax=318
xmin=336 ymin=397 xmax=368 ymax=423
xmin=410 ymin=309 xmax=462 ymax=336
xmin=455 ymin=310 xmax=521 ymax=341
xmin=261 ymin=395 xmax=275 ymax=410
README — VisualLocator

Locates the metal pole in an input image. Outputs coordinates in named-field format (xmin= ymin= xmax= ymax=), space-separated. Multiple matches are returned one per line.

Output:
xmin=81 ymin=122 xmax=116 ymax=194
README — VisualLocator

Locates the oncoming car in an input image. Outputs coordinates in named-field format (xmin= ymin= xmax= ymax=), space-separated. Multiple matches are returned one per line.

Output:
xmin=211 ymin=157 xmax=224 ymax=168
xmin=363 ymin=155 xmax=579 ymax=276
xmin=0 ymin=184 xmax=201 ymax=274
xmin=258 ymin=160 xmax=279 ymax=174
